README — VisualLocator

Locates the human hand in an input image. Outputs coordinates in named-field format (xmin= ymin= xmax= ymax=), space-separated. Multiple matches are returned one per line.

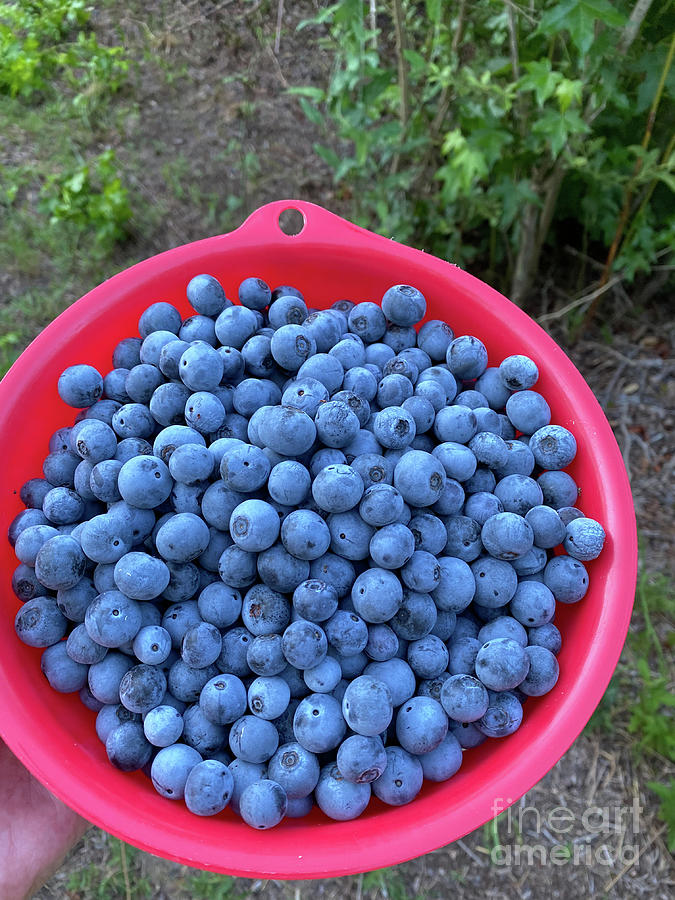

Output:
xmin=0 ymin=740 xmax=90 ymax=899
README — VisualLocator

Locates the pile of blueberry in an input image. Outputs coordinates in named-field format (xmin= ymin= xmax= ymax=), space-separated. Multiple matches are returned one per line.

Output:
xmin=8 ymin=274 xmax=607 ymax=829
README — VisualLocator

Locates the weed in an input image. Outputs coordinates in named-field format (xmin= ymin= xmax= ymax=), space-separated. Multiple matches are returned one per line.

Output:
xmin=292 ymin=1 xmax=674 ymax=302
xmin=187 ymin=871 xmax=241 ymax=900
xmin=66 ymin=838 xmax=152 ymax=899
xmin=647 ymin=779 xmax=675 ymax=853
xmin=361 ymin=866 xmax=411 ymax=900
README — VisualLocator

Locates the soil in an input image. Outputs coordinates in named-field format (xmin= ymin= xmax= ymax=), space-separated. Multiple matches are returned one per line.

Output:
xmin=4 ymin=1 xmax=673 ymax=897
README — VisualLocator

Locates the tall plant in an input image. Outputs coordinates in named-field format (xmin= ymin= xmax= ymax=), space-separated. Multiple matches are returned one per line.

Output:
xmin=292 ymin=0 xmax=674 ymax=303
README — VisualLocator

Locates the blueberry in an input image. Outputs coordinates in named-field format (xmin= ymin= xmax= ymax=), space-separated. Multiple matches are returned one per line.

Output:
xmin=506 ymin=390 xmax=551 ymax=434
xmin=529 ymin=425 xmax=577 ymax=470
xmin=544 ymin=555 xmax=589 ymax=604
xmin=440 ymin=674 xmax=489 ymax=722
xmin=390 ymin=589 xmax=437 ymax=641
xmin=267 ymin=742 xmax=320 ymax=799
xmin=373 ymin=406 xmax=416 ymax=450
xmin=58 ymin=364 xmax=104 ymax=408
xmin=499 ymin=354 xmax=539 ymax=391
xmin=15 ymin=596 xmax=68 ymax=648
xmin=394 ymin=450 xmax=446 ymax=507
xmin=476 ymin=690 xmax=523 ymax=737
xmin=342 ymin=675 xmax=393 ymax=737
xmin=372 ymin=746 xmax=423 ymax=806
xmin=34 ymin=534 xmax=87 ymax=589
xmin=481 ymin=512 xmax=534 ymax=560
xmin=528 ymin=622 xmax=562 ymax=655
xmin=475 ymin=638 xmax=530 ymax=691
xmin=303 ymin=655 xmax=343 ymax=692
xmin=406 ymin=635 xmax=449 ymax=678
xmin=239 ymin=276 xmax=271 ymax=310
xmin=369 ymin=523 xmax=415 ymax=570
xmin=197 ymin=672 xmax=247 ymax=725
xmin=563 ymin=517 xmax=606 ymax=561
xmin=315 ymin=763 xmax=371 ymax=820
xmin=381 ymin=284 xmax=426 ymax=327
xmin=156 ymin=513 xmax=211 ymax=563
xmin=280 ymin=509 xmax=331 ymax=560
xmin=268 ymin=460 xmax=311 ymax=506
xmin=151 ymin=743 xmax=203 ymax=799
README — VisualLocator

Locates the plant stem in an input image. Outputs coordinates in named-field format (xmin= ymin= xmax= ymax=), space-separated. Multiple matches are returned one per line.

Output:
xmin=392 ymin=0 xmax=410 ymax=154
xmin=618 ymin=0 xmax=654 ymax=55
xmin=582 ymin=31 xmax=675 ymax=328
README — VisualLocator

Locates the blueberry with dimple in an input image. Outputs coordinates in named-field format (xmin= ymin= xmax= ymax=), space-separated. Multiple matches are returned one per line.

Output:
xmin=543 ymin=555 xmax=589 ymax=603
xmin=117 ymin=455 xmax=172 ymax=509
xmin=58 ymin=364 xmax=103 ymax=408
xmin=372 ymin=746 xmax=423 ymax=806
xmin=133 ymin=625 xmax=172 ymax=665
xmin=229 ymin=714 xmax=279 ymax=763
xmin=248 ymin=676 xmax=291 ymax=721
xmin=293 ymin=693 xmax=346 ymax=753
xmin=183 ymin=759 xmax=234 ymax=817
xmin=476 ymin=690 xmax=523 ymax=737
xmin=510 ymin=581 xmax=556 ymax=627
xmin=324 ymin=609 xmax=369 ymax=656
xmin=85 ymin=590 xmax=142 ymax=648
xmin=200 ymin=673 xmax=248 ymax=724
xmin=15 ymin=596 xmax=68 ymax=648
xmin=481 ymin=512 xmax=534 ymax=561
xmin=381 ymin=284 xmax=426 ymax=326
xmin=280 ymin=509 xmax=331 ymax=561
xmin=394 ymin=450 xmax=446 ymax=507
xmin=373 ymin=406 xmax=416 ymax=450
xmin=563 ymin=517 xmax=605 ymax=561
xmin=281 ymin=620 xmax=328 ymax=670
xmin=239 ymin=276 xmax=271 ymax=310
xmin=529 ymin=424 xmax=577 ymax=470
xmin=267 ymin=742 xmax=320 ymax=799
xmin=499 ymin=354 xmax=539 ymax=391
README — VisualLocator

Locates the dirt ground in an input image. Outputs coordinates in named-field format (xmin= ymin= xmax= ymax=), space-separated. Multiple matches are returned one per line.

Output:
xmin=3 ymin=1 xmax=672 ymax=897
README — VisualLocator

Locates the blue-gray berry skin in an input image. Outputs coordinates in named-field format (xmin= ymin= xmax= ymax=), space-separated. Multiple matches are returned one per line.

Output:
xmin=440 ymin=674 xmax=489 ymax=722
xmin=15 ymin=596 xmax=68 ymax=648
xmin=58 ymin=364 xmax=104 ymax=408
xmin=475 ymin=638 xmax=530 ymax=691
xmin=229 ymin=715 xmax=279 ymax=763
xmin=315 ymin=763 xmax=371 ymax=820
xmin=280 ymin=510 xmax=331 ymax=561
xmin=381 ymin=284 xmax=426 ymax=326
xmin=563 ymin=517 xmax=606 ymax=561
xmin=187 ymin=274 xmax=229 ymax=316
xmin=544 ymin=555 xmax=589 ymax=603
xmin=342 ymin=675 xmax=393 ymax=737
xmin=35 ymin=534 xmax=87 ymax=589
xmin=519 ymin=645 xmax=560 ymax=696
xmin=151 ymin=744 xmax=203 ymax=800
xmin=239 ymin=276 xmax=271 ymax=310
xmin=529 ymin=425 xmax=577 ymax=470
xmin=476 ymin=690 xmax=523 ymax=737
xmin=372 ymin=746 xmax=424 ymax=806
xmin=184 ymin=759 xmax=234 ymax=816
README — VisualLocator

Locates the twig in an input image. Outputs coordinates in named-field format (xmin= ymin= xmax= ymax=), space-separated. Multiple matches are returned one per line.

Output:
xmin=274 ymin=0 xmax=284 ymax=55
xmin=119 ymin=841 xmax=132 ymax=900
xmin=369 ymin=0 xmax=377 ymax=47
xmin=456 ymin=838 xmax=486 ymax=866
xmin=618 ymin=0 xmax=654 ymax=55
xmin=603 ymin=824 xmax=667 ymax=892
xmin=265 ymin=42 xmax=289 ymax=88
xmin=390 ymin=0 xmax=410 ymax=175
xmin=505 ymin=1 xmax=520 ymax=80
xmin=594 ymin=32 xmax=675 ymax=299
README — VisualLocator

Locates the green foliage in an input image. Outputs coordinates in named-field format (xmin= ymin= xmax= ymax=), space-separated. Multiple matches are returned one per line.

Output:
xmin=627 ymin=659 xmax=675 ymax=762
xmin=39 ymin=149 xmax=132 ymax=251
xmin=293 ymin=1 xmax=674 ymax=297
xmin=361 ymin=866 xmax=413 ymax=899
xmin=187 ymin=871 xmax=241 ymax=900
xmin=0 ymin=0 xmax=128 ymax=105
xmin=65 ymin=839 xmax=152 ymax=899
xmin=647 ymin=779 xmax=675 ymax=853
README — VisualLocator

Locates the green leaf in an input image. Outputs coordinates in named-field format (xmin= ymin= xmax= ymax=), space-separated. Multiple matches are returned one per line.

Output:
xmin=403 ymin=48 xmax=427 ymax=79
xmin=298 ymin=96 xmax=324 ymax=127
xmin=532 ymin=109 xmax=569 ymax=157
xmin=555 ymin=78 xmax=583 ymax=112
xmin=538 ymin=0 xmax=627 ymax=57
xmin=286 ymin=86 xmax=325 ymax=101
xmin=647 ymin=780 xmax=675 ymax=853
xmin=519 ymin=59 xmax=562 ymax=106
xmin=656 ymin=170 xmax=675 ymax=193
xmin=425 ymin=0 xmax=442 ymax=25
